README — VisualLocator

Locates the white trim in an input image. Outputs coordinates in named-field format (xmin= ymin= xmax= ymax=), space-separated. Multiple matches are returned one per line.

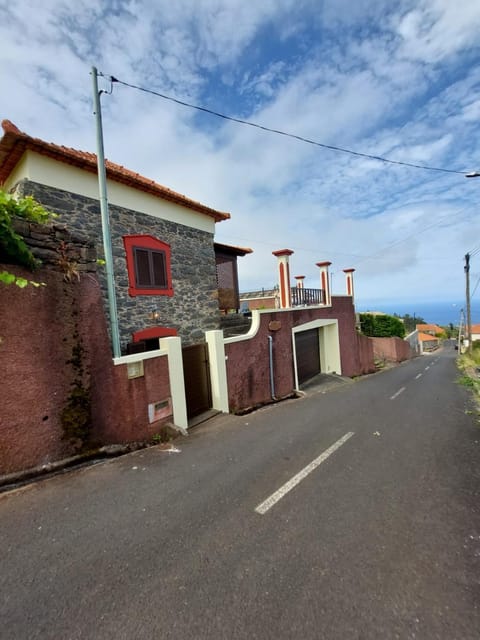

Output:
xmin=113 ymin=348 xmax=167 ymax=366
xmin=159 ymin=336 xmax=188 ymax=429
xmin=224 ymin=310 xmax=262 ymax=344
xmin=205 ymin=330 xmax=230 ymax=413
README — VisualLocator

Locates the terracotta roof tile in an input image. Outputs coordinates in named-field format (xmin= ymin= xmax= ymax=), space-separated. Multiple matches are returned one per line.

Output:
xmin=0 ymin=120 xmax=230 ymax=223
xmin=416 ymin=323 xmax=443 ymax=333
xmin=418 ymin=332 xmax=438 ymax=341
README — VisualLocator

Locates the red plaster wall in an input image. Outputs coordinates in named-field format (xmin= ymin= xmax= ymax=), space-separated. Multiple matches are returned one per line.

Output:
xmin=247 ymin=297 xmax=276 ymax=310
xmin=0 ymin=264 xmax=171 ymax=475
xmin=225 ymin=297 xmax=375 ymax=412
xmin=371 ymin=336 xmax=414 ymax=363
xmin=356 ymin=333 xmax=377 ymax=375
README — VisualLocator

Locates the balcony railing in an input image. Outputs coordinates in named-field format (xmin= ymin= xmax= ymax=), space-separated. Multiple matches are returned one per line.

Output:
xmin=291 ymin=287 xmax=325 ymax=306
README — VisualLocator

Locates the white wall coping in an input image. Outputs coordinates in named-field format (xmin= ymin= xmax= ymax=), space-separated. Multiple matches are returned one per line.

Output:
xmin=224 ymin=310 xmax=262 ymax=344
xmin=224 ymin=304 xmax=335 ymax=345
xmin=113 ymin=349 xmax=167 ymax=366
xmin=291 ymin=317 xmax=338 ymax=333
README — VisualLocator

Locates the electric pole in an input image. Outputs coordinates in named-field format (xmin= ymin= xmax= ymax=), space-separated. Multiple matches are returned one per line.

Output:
xmin=465 ymin=253 xmax=472 ymax=353
xmin=92 ymin=67 xmax=121 ymax=358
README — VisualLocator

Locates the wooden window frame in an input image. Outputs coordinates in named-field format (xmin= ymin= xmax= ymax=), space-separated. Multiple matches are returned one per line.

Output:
xmin=123 ymin=235 xmax=173 ymax=297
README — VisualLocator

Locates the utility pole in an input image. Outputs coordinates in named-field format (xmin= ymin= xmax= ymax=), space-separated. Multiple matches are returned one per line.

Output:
xmin=91 ymin=67 xmax=121 ymax=358
xmin=465 ymin=253 xmax=472 ymax=353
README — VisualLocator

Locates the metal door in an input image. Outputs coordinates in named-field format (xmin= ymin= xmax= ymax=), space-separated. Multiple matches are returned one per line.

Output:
xmin=182 ymin=343 xmax=212 ymax=419
xmin=295 ymin=329 xmax=321 ymax=385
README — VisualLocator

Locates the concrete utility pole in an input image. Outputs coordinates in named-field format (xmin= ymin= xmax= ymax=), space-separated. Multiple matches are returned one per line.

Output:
xmin=91 ymin=66 xmax=121 ymax=358
xmin=465 ymin=253 xmax=472 ymax=354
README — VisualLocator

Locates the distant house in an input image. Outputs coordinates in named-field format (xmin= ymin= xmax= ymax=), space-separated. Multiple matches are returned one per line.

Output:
xmin=470 ymin=323 xmax=480 ymax=342
xmin=418 ymin=331 xmax=439 ymax=352
xmin=416 ymin=323 xmax=444 ymax=336
xmin=240 ymin=288 xmax=279 ymax=311
xmin=0 ymin=119 xmax=239 ymax=353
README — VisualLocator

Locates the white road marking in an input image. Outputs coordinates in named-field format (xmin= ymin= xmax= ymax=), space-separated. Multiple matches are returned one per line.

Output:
xmin=390 ymin=387 xmax=406 ymax=400
xmin=425 ymin=366 xmax=430 ymax=370
xmin=415 ymin=373 xmax=422 ymax=379
xmin=254 ymin=432 xmax=354 ymax=515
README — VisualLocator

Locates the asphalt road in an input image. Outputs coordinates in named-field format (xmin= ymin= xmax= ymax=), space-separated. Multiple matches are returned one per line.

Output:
xmin=1 ymin=346 xmax=480 ymax=639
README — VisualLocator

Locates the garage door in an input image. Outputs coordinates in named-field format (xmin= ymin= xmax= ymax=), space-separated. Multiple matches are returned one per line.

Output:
xmin=295 ymin=329 xmax=320 ymax=385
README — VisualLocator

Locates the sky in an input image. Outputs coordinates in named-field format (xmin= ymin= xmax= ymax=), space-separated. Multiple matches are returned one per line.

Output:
xmin=2 ymin=0 xmax=480 ymax=312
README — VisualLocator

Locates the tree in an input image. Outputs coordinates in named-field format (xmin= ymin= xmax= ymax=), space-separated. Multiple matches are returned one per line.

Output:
xmin=401 ymin=313 xmax=426 ymax=334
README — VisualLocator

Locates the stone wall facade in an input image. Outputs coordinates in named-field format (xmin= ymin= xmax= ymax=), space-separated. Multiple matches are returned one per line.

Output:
xmin=14 ymin=179 xmax=221 ymax=352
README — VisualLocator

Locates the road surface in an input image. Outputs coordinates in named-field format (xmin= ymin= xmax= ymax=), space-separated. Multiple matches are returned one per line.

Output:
xmin=1 ymin=346 xmax=479 ymax=639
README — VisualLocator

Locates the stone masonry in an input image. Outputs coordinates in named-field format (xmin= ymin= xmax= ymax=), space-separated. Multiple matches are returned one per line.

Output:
xmin=14 ymin=179 xmax=221 ymax=352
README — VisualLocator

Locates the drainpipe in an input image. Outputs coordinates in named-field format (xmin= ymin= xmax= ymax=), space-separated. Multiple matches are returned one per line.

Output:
xmin=268 ymin=335 xmax=277 ymax=400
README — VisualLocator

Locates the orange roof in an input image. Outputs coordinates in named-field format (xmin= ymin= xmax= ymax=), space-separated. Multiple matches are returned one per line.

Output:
xmin=418 ymin=332 xmax=439 ymax=342
xmin=0 ymin=120 xmax=230 ymax=223
xmin=471 ymin=324 xmax=480 ymax=334
xmin=416 ymin=323 xmax=443 ymax=333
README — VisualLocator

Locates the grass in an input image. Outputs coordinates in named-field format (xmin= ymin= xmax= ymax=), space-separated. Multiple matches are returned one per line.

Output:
xmin=457 ymin=344 xmax=480 ymax=414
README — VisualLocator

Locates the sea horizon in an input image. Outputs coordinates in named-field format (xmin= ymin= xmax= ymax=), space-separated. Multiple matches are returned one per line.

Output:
xmin=355 ymin=299 xmax=479 ymax=327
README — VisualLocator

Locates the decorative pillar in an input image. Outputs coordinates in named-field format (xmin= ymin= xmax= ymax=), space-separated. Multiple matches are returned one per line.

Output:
xmin=343 ymin=268 xmax=355 ymax=300
xmin=294 ymin=275 xmax=305 ymax=288
xmin=272 ymin=249 xmax=294 ymax=309
xmin=316 ymin=261 xmax=332 ymax=306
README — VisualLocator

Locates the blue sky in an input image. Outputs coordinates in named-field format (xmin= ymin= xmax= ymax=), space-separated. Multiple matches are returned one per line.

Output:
xmin=2 ymin=0 xmax=480 ymax=312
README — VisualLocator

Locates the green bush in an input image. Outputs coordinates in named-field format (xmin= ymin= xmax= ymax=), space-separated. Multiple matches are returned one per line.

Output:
xmin=359 ymin=313 xmax=405 ymax=338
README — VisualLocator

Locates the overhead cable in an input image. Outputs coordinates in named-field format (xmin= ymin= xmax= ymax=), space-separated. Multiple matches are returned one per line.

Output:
xmin=105 ymin=74 xmax=467 ymax=176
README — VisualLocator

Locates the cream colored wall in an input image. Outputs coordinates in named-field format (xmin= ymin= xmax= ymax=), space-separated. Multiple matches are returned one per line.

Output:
xmin=291 ymin=319 xmax=342 ymax=389
xmin=5 ymin=151 xmax=216 ymax=234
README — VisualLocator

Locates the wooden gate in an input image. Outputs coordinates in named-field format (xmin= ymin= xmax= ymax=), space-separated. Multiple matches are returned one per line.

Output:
xmin=295 ymin=329 xmax=321 ymax=385
xmin=182 ymin=343 xmax=212 ymax=419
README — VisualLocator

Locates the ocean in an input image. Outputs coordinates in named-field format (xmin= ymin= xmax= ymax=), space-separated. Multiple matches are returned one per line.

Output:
xmin=355 ymin=300 xmax=479 ymax=327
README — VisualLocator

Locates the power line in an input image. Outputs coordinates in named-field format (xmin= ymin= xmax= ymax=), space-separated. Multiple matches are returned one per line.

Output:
xmin=106 ymin=74 xmax=467 ymax=176
xmin=216 ymin=200 xmax=474 ymax=265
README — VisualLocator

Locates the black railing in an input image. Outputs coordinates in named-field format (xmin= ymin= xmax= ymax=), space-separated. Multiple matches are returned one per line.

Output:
xmin=291 ymin=287 xmax=325 ymax=306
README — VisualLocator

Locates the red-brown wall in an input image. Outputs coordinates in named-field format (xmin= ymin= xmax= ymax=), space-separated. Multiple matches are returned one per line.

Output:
xmin=247 ymin=297 xmax=277 ymax=310
xmin=356 ymin=332 xmax=376 ymax=375
xmin=225 ymin=297 xmax=376 ymax=412
xmin=0 ymin=264 xmax=171 ymax=475
xmin=371 ymin=336 xmax=414 ymax=363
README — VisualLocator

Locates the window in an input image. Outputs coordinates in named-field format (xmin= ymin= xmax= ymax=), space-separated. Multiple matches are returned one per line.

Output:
xmin=134 ymin=247 xmax=167 ymax=289
xmin=123 ymin=235 xmax=173 ymax=297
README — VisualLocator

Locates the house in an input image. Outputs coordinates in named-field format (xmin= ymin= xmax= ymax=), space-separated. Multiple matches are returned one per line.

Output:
xmin=470 ymin=323 xmax=480 ymax=342
xmin=416 ymin=323 xmax=444 ymax=336
xmin=240 ymin=288 xmax=279 ymax=311
xmin=0 ymin=119 xmax=236 ymax=354
xmin=215 ymin=242 xmax=253 ymax=313
xmin=418 ymin=331 xmax=439 ymax=352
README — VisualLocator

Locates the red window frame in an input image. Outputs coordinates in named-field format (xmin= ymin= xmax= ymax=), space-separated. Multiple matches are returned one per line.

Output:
xmin=123 ymin=235 xmax=173 ymax=297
